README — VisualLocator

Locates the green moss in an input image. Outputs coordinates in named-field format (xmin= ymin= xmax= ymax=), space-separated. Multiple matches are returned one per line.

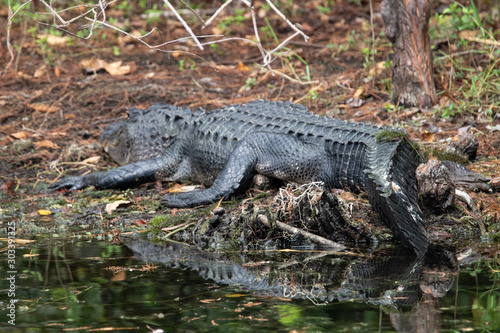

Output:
xmin=149 ymin=215 xmax=172 ymax=227
xmin=430 ymin=149 xmax=468 ymax=164
xmin=375 ymin=129 xmax=408 ymax=142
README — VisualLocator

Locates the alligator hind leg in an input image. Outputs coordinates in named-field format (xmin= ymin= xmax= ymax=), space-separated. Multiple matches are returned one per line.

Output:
xmin=160 ymin=132 xmax=324 ymax=208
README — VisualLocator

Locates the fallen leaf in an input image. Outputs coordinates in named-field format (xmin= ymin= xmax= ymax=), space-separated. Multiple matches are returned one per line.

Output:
xmin=33 ymin=64 xmax=47 ymax=78
xmin=11 ymin=131 xmax=30 ymax=139
xmin=105 ymin=200 xmax=132 ymax=215
xmin=38 ymin=209 xmax=52 ymax=215
xmin=37 ymin=34 xmax=70 ymax=46
xmin=81 ymin=156 xmax=101 ymax=164
xmin=80 ymin=58 xmax=108 ymax=73
xmin=369 ymin=61 xmax=386 ymax=76
xmin=421 ymin=130 xmax=435 ymax=142
xmin=17 ymin=71 xmax=32 ymax=80
xmin=26 ymin=102 xmax=60 ymax=113
xmin=34 ymin=140 xmax=59 ymax=149
xmin=167 ymin=184 xmax=200 ymax=193
xmin=104 ymin=60 xmax=134 ymax=76
xmin=238 ymin=61 xmax=249 ymax=72
xmin=133 ymin=219 xmax=148 ymax=226
xmin=353 ymin=88 xmax=364 ymax=98
xmin=80 ymin=58 xmax=135 ymax=76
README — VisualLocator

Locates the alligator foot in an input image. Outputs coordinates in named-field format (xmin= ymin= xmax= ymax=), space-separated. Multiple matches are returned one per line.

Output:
xmin=160 ymin=190 xmax=220 ymax=208
xmin=49 ymin=176 xmax=88 ymax=191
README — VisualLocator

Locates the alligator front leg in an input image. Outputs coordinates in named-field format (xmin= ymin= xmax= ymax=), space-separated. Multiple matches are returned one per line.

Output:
xmin=50 ymin=156 xmax=171 ymax=191
xmin=161 ymin=133 xmax=324 ymax=208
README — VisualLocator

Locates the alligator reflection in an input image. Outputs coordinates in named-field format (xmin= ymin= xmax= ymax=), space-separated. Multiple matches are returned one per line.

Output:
xmin=125 ymin=238 xmax=457 ymax=331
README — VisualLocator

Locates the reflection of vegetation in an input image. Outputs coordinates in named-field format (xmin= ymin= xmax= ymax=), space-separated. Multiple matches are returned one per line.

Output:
xmin=464 ymin=259 xmax=500 ymax=331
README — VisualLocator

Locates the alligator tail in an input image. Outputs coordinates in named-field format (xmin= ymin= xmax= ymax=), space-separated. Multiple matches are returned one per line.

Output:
xmin=366 ymin=137 xmax=429 ymax=255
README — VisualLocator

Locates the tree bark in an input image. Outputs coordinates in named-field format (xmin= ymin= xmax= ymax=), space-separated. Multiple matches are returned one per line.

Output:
xmin=381 ymin=0 xmax=436 ymax=107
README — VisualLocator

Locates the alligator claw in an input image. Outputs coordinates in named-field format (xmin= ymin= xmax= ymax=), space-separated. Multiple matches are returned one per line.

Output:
xmin=49 ymin=176 xmax=87 ymax=192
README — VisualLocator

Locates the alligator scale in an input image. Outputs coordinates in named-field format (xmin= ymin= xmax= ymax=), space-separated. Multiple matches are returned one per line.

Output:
xmin=52 ymin=101 xmax=429 ymax=254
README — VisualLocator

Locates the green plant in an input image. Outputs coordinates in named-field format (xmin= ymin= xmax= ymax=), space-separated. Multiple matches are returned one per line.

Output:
xmin=145 ymin=4 xmax=163 ymax=25
xmin=317 ymin=5 xmax=330 ymax=14
xmin=243 ymin=77 xmax=257 ymax=90
xmin=218 ymin=8 xmax=246 ymax=31
xmin=383 ymin=102 xmax=404 ymax=113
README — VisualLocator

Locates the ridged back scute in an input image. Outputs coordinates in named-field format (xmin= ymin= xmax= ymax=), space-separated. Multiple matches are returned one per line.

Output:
xmin=196 ymin=100 xmax=384 ymax=147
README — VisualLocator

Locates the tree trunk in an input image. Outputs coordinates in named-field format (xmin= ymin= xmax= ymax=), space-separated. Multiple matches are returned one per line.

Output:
xmin=381 ymin=0 xmax=436 ymax=107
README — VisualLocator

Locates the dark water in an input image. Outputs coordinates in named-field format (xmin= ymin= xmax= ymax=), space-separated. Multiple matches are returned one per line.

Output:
xmin=1 ymin=238 xmax=499 ymax=332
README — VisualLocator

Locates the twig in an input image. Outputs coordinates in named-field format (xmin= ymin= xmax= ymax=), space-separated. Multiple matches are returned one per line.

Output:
xmin=203 ymin=0 xmax=235 ymax=28
xmin=4 ymin=0 xmax=32 ymax=77
xmin=250 ymin=1 xmax=272 ymax=72
xmin=162 ymin=0 xmax=203 ymax=50
xmin=264 ymin=0 xmax=308 ymax=42
xmin=163 ymin=222 xmax=195 ymax=239
xmin=257 ymin=214 xmax=346 ymax=250
xmin=461 ymin=36 xmax=500 ymax=47
xmin=178 ymin=0 xmax=206 ymax=25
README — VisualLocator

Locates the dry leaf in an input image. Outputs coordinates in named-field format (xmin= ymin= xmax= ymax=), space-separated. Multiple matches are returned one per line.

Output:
xmin=421 ymin=130 xmax=435 ymax=143
xmin=369 ymin=61 xmax=386 ymax=77
xmin=104 ymin=60 xmax=133 ymax=76
xmin=238 ymin=61 xmax=249 ymax=72
xmin=38 ymin=209 xmax=52 ymax=215
xmin=33 ymin=64 xmax=47 ymax=78
xmin=80 ymin=58 xmax=108 ymax=72
xmin=80 ymin=58 xmax=134 ymax=76
xmin=82 ymin=156 xmax=101 ymax=164
xmin=54 ymin=66 xmax=61 ymax=77
xmin=11 ymin=131 xmax=30 ymax=139
xmin=353 ymin=88 xmax=364 ymax=98
xmin=17 ymin=71 xmax=32 ymax=80
xmin=105 ymin=200 xmax=131 ymax=215
xmin=133 ymin=219 xmax=148 ymax=226
xmin=26 ymin=102 xmax=60 ymax=113
xmin=37 ymin=34 xmax=70 ymax=46
xmin=167 ymin=184 xmax=199 ymax=193
xmin=34 ymin=140 xmax=59 ymax=149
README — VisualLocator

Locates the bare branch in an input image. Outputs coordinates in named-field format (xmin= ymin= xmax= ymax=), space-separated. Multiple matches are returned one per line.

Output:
xmin=4 ymin=0 xmax=33 ymax=76
xmin=203 ymin=0 xmax=235 ymax=28
xmin=178 ymin=0 xmax=205 ymax=25
xmin=162 ymin=0 xmax=203 ymax=50
xmin=5 ymin=0 xmax=311 ymax=77
xmin=250 ymin=1 xmax=272 ymax=72
xmin=264 ymin=0 xmax=309 ymax=42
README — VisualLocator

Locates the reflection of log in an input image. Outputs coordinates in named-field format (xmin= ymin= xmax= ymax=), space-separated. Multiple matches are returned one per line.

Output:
xmin=381 ymin=0 xmax=436 ymax=107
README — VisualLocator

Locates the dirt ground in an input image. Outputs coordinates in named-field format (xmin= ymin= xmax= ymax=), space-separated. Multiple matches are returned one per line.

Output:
xmin=0 ymin=1 xmax=499 ymax=251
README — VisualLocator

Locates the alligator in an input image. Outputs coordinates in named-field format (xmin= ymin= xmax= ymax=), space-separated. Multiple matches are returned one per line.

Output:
xmin=51 ymin=100 xmax=432 ymax=254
